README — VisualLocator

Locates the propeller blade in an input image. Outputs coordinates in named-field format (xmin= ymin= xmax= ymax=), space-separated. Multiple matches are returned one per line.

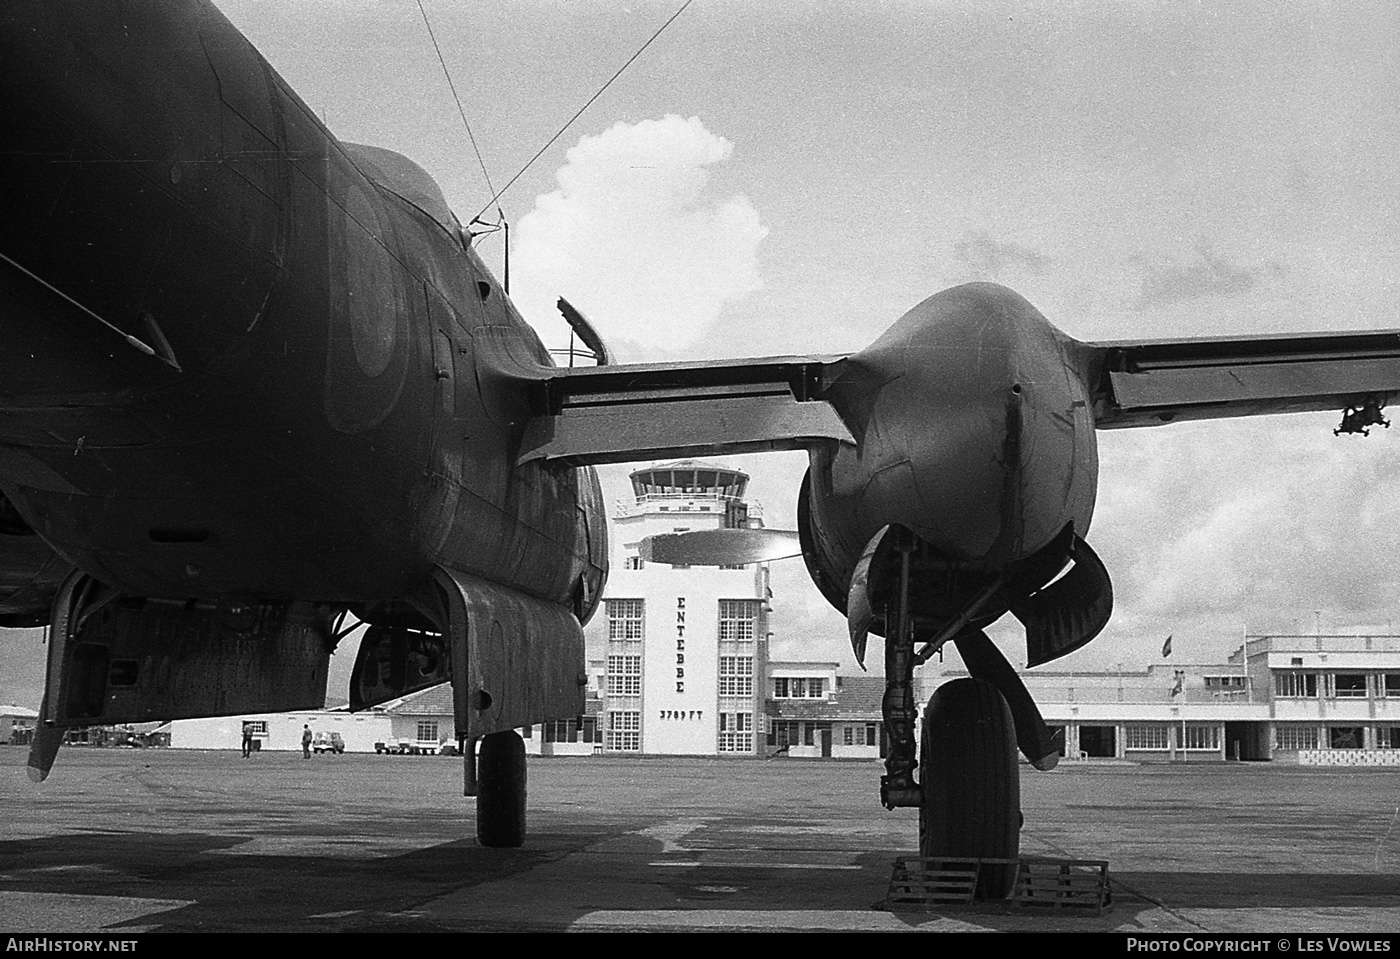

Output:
xmin=846 ymin=525 xmax=894 ymax=671
xmin=638 ymin=528 xmax=801 ymax=566
xmin=26 ymin=723 xmax=62 ymax=783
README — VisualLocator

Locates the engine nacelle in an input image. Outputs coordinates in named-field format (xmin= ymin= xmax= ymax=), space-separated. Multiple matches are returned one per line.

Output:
xmin=816 ymin=283 xmax=1100 ymax=574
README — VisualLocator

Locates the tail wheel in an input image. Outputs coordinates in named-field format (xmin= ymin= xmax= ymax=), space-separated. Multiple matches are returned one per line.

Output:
xmin=476 ymin=730 xmax=526 ymax=848
xmin=919 ymin=677 xmax=1021 ymax=899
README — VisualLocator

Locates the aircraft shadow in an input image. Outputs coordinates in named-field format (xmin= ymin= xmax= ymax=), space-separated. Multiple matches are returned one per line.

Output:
xmin=0 ymin=829 xmax=598 ymax=932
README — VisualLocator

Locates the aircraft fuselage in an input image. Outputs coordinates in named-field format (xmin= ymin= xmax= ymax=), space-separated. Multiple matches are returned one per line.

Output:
xmin=0 ymin=1 xmax=606 ymax=618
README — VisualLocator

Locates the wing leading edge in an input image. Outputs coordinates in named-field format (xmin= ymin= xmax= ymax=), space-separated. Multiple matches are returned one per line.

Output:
xmin=1086 ymin=328 xmax=1400 ymax=430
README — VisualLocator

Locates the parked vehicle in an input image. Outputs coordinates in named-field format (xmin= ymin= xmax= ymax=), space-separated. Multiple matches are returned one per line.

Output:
xmin=374 ymin=737 xmax=441 ymax=755
xmin=312 ymin=732 xmax=344 ymax=754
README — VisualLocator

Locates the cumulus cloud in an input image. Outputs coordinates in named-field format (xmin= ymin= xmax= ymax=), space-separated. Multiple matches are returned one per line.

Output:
xmin=950 ymin=229 xmax=1051 ymax=281
xmin=1134 ymin=240 xmax=1285 ymax=311
xmin=510 ymin=115 xmax=768 ymax=361
xmin=1084 ymin=412 xmax=1400 ymax=664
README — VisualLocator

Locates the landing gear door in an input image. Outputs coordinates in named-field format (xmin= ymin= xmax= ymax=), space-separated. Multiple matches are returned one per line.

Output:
xmin=433 ymin=566 xmax=586 ymax=742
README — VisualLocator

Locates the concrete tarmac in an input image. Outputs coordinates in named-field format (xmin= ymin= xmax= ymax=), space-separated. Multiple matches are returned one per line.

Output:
xmin=1 ymin=748 xmax=1398 ymax=933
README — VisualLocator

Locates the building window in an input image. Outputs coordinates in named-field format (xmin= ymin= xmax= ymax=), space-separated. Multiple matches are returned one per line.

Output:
xmin=1376 ymin=727 xmax=1400 ymax=749
xmin=770 ymin=720 xmax=800 ymax=748
xmin=1329 ymin=726 xmax=1364 ymax=749
xmin=624 ymin=556 xmax=645 ymax=570
xmin=841 ymin=725 xmax=878 ymax=748
xmin=773 ymin=677 xmax=823 ymax=698
xmin=542 ymin=719 xmax=601 ymax=744
xmin=1333 ymin=674 xmax=1368 ymax=698
xmin=1182 ymin=725 xmax=1220 ymax=751
xmin=243 ymin=721 xmax=267 ymax=735
xmin=1125 ymin=724 xmax=1170 ymax=750
xmin=1203 ymin=676 xmax=1246 ymax=698
xmin=719 ymin=656 xmax=753 ymax=696
xmin=1275 ymin=725 xmax=1319 ymax=751
xmin=718 ymin=712 xmax=752 ymax=752
xmin=606 ymin=710 xmax=640 ymax=752
xmin=718 ymin=599 xmax=761 ymax=642
xmin=1383 ymin=675 xmax=1400 ymax=698
xmin=607 ymin=655 xmax=642 ymax=696
xmin=416 ymin=720 xmax=438 ymax=742
xmin=1275 ymin=672 xmax=1318 ymax=698
xmin=1203 ymin=676 xmax=1245 ymax=688
xmin=607 ymin=599 xmax=644 ymax=641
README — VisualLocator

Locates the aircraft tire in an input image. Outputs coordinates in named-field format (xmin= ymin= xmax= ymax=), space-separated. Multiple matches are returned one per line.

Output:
xmin=919 ymin=677 xmax=1020 ymax=899
xmin=476 ymin=730 xmax=526 ymax=848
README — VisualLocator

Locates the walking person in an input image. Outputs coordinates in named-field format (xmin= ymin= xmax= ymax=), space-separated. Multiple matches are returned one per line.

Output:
xmin=241 ymin=722 xmax=254 ymax=759
xmin=302 ymin=724 xmax=312 ymax=759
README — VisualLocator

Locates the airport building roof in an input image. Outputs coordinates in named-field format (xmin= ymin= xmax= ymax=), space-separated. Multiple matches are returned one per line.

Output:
xmin=383 ymin=682 xmax=603 ymax=719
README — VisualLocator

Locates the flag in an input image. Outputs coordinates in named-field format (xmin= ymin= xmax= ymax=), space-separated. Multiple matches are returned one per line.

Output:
xmin=1161 ymin=635 xmax=1173 ymax=658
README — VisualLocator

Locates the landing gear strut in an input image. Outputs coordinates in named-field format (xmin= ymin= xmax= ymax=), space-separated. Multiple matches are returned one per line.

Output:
xmin=866 ymin=527 xmax=1025 ymax=899
xmin=879 ymin=533 xmax=921 ymax=809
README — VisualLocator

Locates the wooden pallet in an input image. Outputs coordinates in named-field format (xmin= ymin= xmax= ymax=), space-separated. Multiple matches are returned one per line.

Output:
xmin=884 ymin=856 xmax=1013 ymax=910
xmin=883 ymin=856 xmax=1110 ymax=915
xmin=1014 ymin=857 xmax=1111 ymax=914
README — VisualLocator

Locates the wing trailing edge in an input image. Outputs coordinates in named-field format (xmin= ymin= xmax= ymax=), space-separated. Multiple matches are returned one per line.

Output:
xmin=519 ymin=355 xmax=852 ymax=466
xmin=1087 ymin=329 xmax=1400 ymax=429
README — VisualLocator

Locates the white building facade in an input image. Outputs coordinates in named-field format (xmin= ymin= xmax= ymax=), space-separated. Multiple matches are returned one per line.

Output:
xmin=590 ymin=461 xmax=770 ymax=757
xmin=940 ymin=633 xmax=1400 ymax=764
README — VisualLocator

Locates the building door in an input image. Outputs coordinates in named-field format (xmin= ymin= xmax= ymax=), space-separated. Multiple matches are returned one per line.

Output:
xmin=1224 ymin=722 xmax=1268 ymax=761
xmin=821 ymin=728 xmax=832 ymax=758
xmin=1079 ymin=725 xmax=1116 ymax=758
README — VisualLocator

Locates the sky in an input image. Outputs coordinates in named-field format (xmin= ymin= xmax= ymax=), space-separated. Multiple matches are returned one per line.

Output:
xmin=4 ymin=0 xmax=1400 ymax=707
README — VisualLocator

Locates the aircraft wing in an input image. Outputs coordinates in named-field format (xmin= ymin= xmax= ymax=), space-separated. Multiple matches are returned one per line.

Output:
xmin=1087 ymin=328 xmax=1400 ymax=430
xmin=519 ymin=355 xmax=852 ymax=466
xmin=520 ymin=326 xmax=1400 ymax=465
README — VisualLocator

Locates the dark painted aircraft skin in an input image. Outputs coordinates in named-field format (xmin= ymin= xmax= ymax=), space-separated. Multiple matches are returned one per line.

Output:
xmin=0 ymin=2 xmax=606 ymax=622
xmin=6 ymin=0 xmax=1400 ymax=867
xmin=801 ymin=284 xmax=1099 ymax=625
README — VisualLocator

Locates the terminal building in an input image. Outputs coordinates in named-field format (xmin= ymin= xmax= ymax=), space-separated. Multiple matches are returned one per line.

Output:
xmin=943 ymin=633 xmax=1400 ymax=765
xmin=587 ymin=461 xmax=771 ymax=756
xmin=154 ymin=631 xmax=1400 ymax=765
xmin=520 ymin=658 xmax=886 ymax=761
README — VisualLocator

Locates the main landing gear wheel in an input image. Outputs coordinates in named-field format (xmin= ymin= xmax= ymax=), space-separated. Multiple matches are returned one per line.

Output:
xmin=920 ymin=677 xmax=1021 ymax=899
xmin=476 ymin=730 xmax=526 ymax=848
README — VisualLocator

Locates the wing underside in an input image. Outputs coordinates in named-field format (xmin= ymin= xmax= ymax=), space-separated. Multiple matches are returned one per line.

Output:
xmin=1087 ymin=329 xmax=1400 ymax=429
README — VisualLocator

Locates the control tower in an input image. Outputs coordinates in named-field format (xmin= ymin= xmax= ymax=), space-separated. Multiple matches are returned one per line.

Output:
xmin=597 ymin=461 xmax=770 ymax=756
